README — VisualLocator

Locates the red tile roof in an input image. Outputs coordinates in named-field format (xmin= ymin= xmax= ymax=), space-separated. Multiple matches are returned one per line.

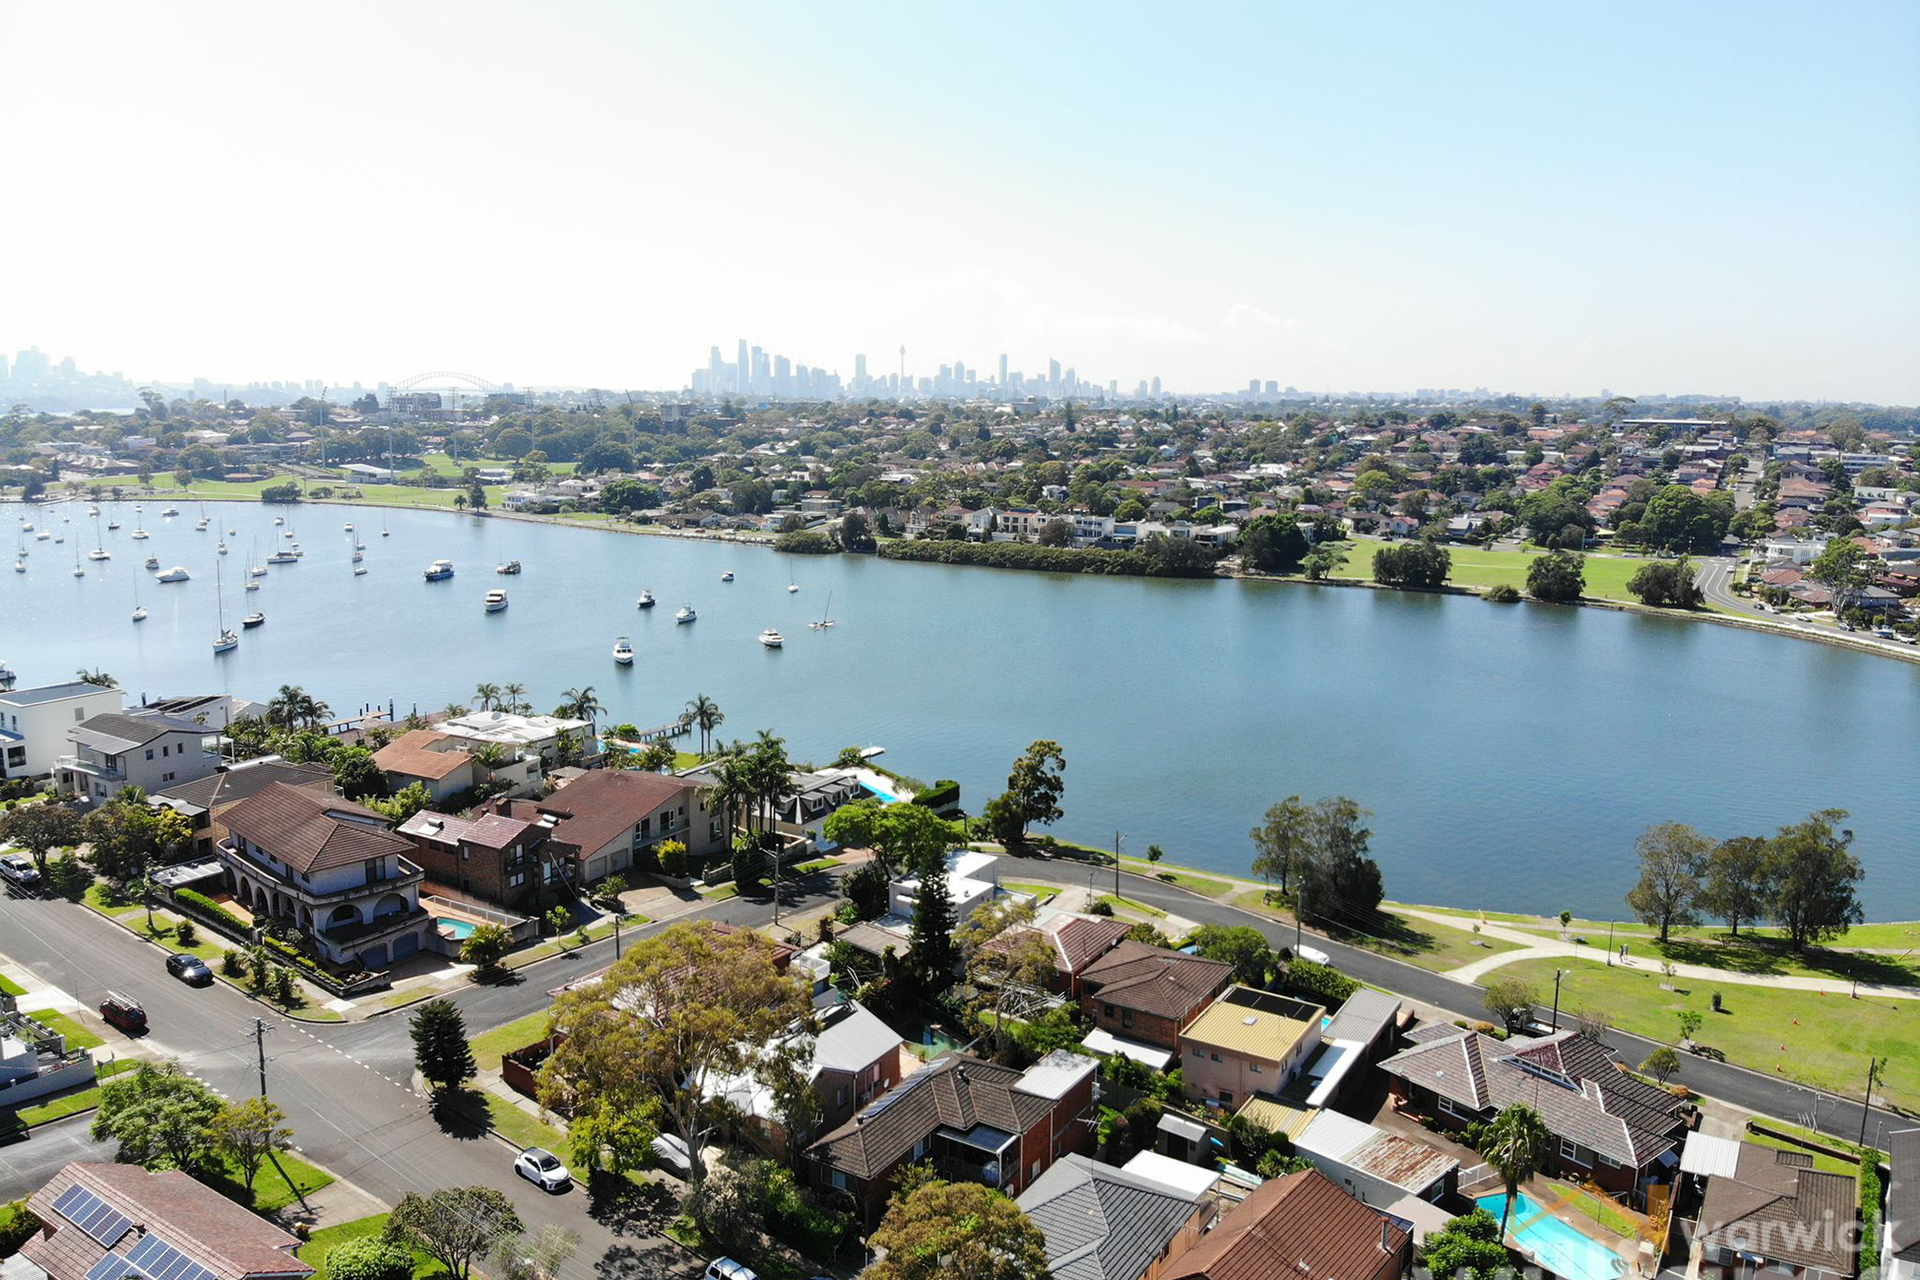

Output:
xmin=1080 ymin=941 xmax=1233 ymax=1022
xmin=372 ymin=729 xmax=472 ymax=782
xmin=220 ymin=782 xmax=413 ymax=874
xmin=1162 ymin=1168 xmax=1407 ymax=1280
xmin=514 ymin=769 xmax=700 ymax=855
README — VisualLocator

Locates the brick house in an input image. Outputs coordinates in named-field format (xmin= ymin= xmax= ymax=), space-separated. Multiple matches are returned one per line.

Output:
xmin=985 ymin=912 xmax=1134 ymax=999
xmin=1078 ymin=942 xmax=1234 ymax=1052
xmin=1162 ymin=1167 xmax=1410 ymax=1280
xmin=154 ymin=760 xmax=336 ymax=856
xmin=1178 ymin=987 xmax=1324 ymax=1109
xmin=397 ymin=809 xmax=565 ymax=912
xmin=1378 ymin=1026 xmax=1686 ymax=1204
xmin=483 ymin=768 xmax=725 ymax=885
xmin=805 ymin=1049 xmax=1098 ymax=1223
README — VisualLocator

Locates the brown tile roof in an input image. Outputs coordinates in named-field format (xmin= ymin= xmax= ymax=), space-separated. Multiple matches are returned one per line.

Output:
xmin=372 ymin=730 xmax=472 ymax=782
xmin=1378 ymin=1028 xmax=1683 ymax=1167
xmin=986 ymin=914 xmax=1132 ymax=979
xmin=518 ymin=769 xmax=699 ymax=855
xmin=1161 ymin=1168 xmax=1407 ymax=1280
xmin=220 ymin=782 xmax=413 ymax=874
xmin=400 ymin=810 xmax=536 ymax=851
xmin=1697 ymin=1143 xmax=1857 ymax=1276
xmin=1080 ymin=942 xmax=1233 ymax=1023
xmin=22 ymin=1162 xmax=311 ymax=1280
xmin=806 ymin=1052 xmax=1056 ymax=1181
xmin=155 ymin=762 xmax=334 ymax=814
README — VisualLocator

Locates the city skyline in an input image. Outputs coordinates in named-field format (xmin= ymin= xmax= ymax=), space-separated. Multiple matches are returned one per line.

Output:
xmin=3 ymin=2 xmax=1917 ymax=402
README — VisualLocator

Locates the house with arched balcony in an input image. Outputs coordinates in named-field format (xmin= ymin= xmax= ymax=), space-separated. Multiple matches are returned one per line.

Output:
xmin=214 ymin=781 xmax=430 ymax=971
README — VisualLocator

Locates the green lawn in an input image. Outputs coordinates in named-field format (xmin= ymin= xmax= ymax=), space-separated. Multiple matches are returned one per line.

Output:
xmin=1126 ymin=860 xmax=1235 ymax=897
xmin=1334 ymin=537 xmax=1663 ymax=605
xmin=0 ymin=974 xmax=25 ymax=997
xmin=468 ymin=1009 xmax=553 ymax=1070
xmin=1094 ymin=894 xmax=1166 ymax=919
xmin=1742 ymin=1127 xmax=1866 ymax=1176
xmin=83 ymin=883 xmax=142 ymax=918
xmin=1003 ymin=881 xmax=1062 ymax=900
xmin=10 ymin=1058 xmax=138 ymax=1126
xmin=786 ymin=858 xmax=837 ymax=876
xmin=33 ymin=1010 xmax=103 ymax=1050
xmin=207 ymin=1150 xmax=333 ymax=1212
xmin=699 ymin=882 xmax=739 ymax=902
xmin=1480 ymin=958 xmax=1920 ymax=1110
xmin=299 ymin=1214 xmax=444 ymax=1280
xmin=476 ymin=1093 xmax=567 ymax=1153
xmin=1230 ymin=893 xmax=1523 ymax=973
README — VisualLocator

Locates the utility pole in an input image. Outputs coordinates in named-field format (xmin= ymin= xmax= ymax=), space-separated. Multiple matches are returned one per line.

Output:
xmin=1551 ymin=969 xmax=1566 ymax=1030
xmin=250 ymin=1018 xmax=311 ymax=1212
xmin=613 ymin=913 xmax=622 ymax=959
xmin=1294 ymin=887 xmax=1304 ymax=956
xmin=1113 ymin=832 xmax=1122 ymax=901
xmin=1606 ymin=920 xmax=1616 ymax=967
xmin=1859 ymin=1057 xmax=1883 ymax=1150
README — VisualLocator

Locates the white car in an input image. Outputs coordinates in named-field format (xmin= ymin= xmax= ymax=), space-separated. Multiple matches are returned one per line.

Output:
xmin=703 ymin=1261 xmax=758 ymax=1280
xmin=512 ymin=1146 xmax=571 ymax=1192
xmin=0 ymin=851 xmax=39 ymax=887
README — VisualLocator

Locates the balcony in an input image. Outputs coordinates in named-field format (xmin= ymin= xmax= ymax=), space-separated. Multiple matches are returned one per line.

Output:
xmin=54 ymin=754 xmax=125 ymax=784
xmin=218 ymin=840 xmax=424 ymax=905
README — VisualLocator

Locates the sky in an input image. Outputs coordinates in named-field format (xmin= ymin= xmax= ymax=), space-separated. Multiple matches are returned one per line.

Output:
xmin=6 ymin=1 xmax=1918 ymax=402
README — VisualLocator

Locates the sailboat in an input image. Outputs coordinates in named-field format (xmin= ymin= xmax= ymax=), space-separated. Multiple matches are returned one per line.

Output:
xmin=809 ymin=590 xmax=837 ymax=630
xmin=132 ymin=576 xmax=147 ymax=622
xmin=248 ymin=537 xmax=267 ymax=577
xmin=787 ymin=570 xmax=799 ymax=593
xmin=88 ymin=512 xmax=110 ymax=560
xmin=195 ymin=505 xmax=210 ymax=531
xmin=212 ymin=561 xmax=238 ymax=653
xmin=71 ymin=543 xmax=84 ymax=577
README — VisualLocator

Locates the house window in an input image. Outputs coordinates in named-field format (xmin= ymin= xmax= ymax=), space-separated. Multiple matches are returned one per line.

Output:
xmin=1121 ymin=1012 xmax=1133 ymax=1029
xmin=1210 ymin=1052 xmax=1222 ymax=1063
xmin=1598 ymin=1154 xmax=1622 ymax=1169
xmin=1249 ymin=1063 xmax=1263 ymax=1074
xmin=145 ymin=749 xmax=154 ymax=761
xmin=1438 ymin=1097 xmax=1469 ymax=1120
xmin=1217 ymin=1090 xmax=1233 ymax=1105
xmin=1559 ymin=1138 xmax=1588 ymax=1166
xmin=508 ymin=871 xmax=526 ymax=888
xmin=161 ymin=772 xmax=175 ymax=783
xmin=830 ymin=1170 xmax=848 ymax=1191
xmin=1103 ymin=1004 xmax=1115 ymax=1018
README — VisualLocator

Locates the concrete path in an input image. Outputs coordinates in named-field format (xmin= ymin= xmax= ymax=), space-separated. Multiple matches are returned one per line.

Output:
xmin=1401 ymin=907 xmax=1920 ymax=1000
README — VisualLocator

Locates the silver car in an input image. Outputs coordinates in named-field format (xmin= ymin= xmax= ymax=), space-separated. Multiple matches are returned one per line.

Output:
xmin=512 ymin=1146 xmax=571 ymax=1192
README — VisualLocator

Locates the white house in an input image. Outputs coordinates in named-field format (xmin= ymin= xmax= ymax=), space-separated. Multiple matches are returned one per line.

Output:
xmin=435 ymin=708 xmax=594 ymax=768
xmin=890 ymin=848 xmax=1003 ymax=921
xmin=57 ymin=712 xmax=220 ymax=802
xmin=0 ymin=681 xmax=127 ymax=782
xmin=1763 ymin=537 xmax=1831 ymax=565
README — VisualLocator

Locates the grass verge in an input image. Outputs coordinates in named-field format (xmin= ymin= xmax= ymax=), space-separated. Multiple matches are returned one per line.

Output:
xmin=468 ymin=1009 xmax=553 ymax=1071
xmin=1094 ymin=894 xmax=1166 ymax=919
xmin=298 ymin=1214 xmax=444 ymax=1280
xmin=11 ymin=1058 xmax=139 ymax=1126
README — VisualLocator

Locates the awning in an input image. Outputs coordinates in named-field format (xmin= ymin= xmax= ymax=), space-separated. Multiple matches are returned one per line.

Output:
xmin=152 ymin=858 xmax=226 ymax=888
xmin=1679 ymin=1134 xmax=1742 ymax=1177
xmin=1081 ymin=1027 xmax=1173 ymax=1071
xmin=1157 ymin=1111 xmax=1208 ymax=1143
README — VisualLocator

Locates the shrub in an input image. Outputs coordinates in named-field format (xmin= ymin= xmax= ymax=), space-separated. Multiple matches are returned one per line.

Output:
xmin=1282 ymin=957 xmax=1358 ymax=1006
xmin=1484 ymin=583 xmax=1521 ymax=603
xmin=176 ymin=887 xmax=250 ymax=933
xmin=0 ymin=1200 xmax=40 ymax=1259
xmin=1861 ymin=1163 xmax=1883 ymax=1274
xmin=774 ymin=530 xmax=838 ymax=554
xmin=46 ymin=853 xmax=93 ymax=900
xmin=322 ymin=1235 xmax=414 ymax=1280
xmin=271 ymin=966 xmax=295 ymax=1004
xmin=461 ymin=923 xmax=514 ymax=974
xmin=173 ymin=920 xmax=196 ymax=947
xmin=880 ymin=538 xmax=1163 ymax=577
xmin=910 ymin=779 xmax=961 ymax=812
xmin=221 ymin=949 xmax=247 ymax=978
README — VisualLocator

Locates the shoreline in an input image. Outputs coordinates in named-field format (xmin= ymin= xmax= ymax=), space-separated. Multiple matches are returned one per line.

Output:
xmin=12 ymin=489 xmax=1919 ymax=667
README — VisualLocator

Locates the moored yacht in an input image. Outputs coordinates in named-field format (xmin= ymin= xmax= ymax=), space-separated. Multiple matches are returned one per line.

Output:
xmin=144 ymin=555 xmax=161 ymax=570
xmin=637 ymin=589 xmax=656 ymax=608
xmin=496 ymin=560 xmax=521 ymax=575
xmin=424 ymin=559 xmax=454 ymax=581
xmin=721 ymin=570 xmax=734 ymax=582
xmin=484 ymin=589 xmax=509 ymax=612
xmin=156 ymin=566 xmax=191 ymax=583
xmin=759 ymin=628 xmax=784 ymax=648
xmin=242 ymin=612 xmax=266 ymax=629
xmin=675 ymin=605 xmax=696 ymax=623
xmin=612 ymin=635 xmax=635 ymax=664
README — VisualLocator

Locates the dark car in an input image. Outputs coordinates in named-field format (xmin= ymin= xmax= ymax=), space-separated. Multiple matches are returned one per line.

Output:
xmin=165 ymin=953 xmax=213 ymax=986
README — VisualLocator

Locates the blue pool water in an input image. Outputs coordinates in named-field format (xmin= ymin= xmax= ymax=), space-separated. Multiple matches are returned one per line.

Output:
xmin=437 ymin=917 xmax=477 ymax=940
xmin=1475 ymin=1193 xmax=1626 ymax=1280
xmin=862 ymin=782 xmax=901 ymax=804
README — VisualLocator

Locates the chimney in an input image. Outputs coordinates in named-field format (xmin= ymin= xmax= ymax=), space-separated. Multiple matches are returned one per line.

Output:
xmin=1380 ymin=1219 xmax=1394 ymax=1254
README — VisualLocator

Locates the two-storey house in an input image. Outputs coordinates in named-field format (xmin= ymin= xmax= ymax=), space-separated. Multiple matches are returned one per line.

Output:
xmin=398 ymin=809 xmax=564 ymax=911
xmin=1078 ymin=942 xmax=1233 ymax=1054
xmin=0 ymin=681 xmax=126 ymax=782
xmin=1178 ymin=987 xmax=1325 ymax=1109
xmin=57 ymin=713 xmax=219 ymax=803
xmin=484 ymin=769 xmax=724 ymax=884
xmin=215 ymin=781 xmax=430 ymax=970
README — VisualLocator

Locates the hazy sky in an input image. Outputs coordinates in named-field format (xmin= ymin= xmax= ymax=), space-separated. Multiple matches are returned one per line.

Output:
xmin=7 ymin=2 xmax=1917 ymax=401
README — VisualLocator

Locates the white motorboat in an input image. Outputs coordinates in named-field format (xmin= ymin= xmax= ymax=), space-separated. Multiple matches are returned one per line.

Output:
xmin=355 ymin=541 xmax=367 ymax=551
xmin=11 ymin=562 xmax=22 ymax=574
xmin=787 ymin=581 xmax=799 ymax=593
xmin=675 ymin=605 xmax=696 ymax=623
xmin=485 ymin=589 xmax=509 ymax=612
xmin=246 ymin=579 xmax=261 ymax=590
xmin=161 ymin=506 xmax=179 ymax=517
xmin=52 ymin=534 xmax=63 ymax=544
xmin=424 ymin=559 xmax=454 ymax=581
xmin=721 ymin=570 xmax=734 ymax=582
xmin=344 ymin=522 xmax=354 ymax=531
xmin=353 ymin=565 xmax=368 ymax=576
xmin=496 ymin=560 xmax=521 ymax=575
xmin=156 ymin=566 xmax=191 ymax=583
xmin=144 ymin=555 xmax=160 ymax=570
xmin=267 ymin=550 xmax=298 ymax=565
xmin=612 ymin=636 xmax=635 ymax=664
xmin=34 ymin=531 xmax=49 ymax=541
xmin=637 ymin=590 xmax=656 ymax=608
xmin=274 ymin=516 xmax=284 ymax=526
xmin=759 ymin=629 xmax=784 ymax=648
xmin=130 ymin=528 xmax=149 ymax=540
xmin=283 ymin=529 xmax=294 ymax=539
xmin=242 ymin=612 xmax=265 ymax=629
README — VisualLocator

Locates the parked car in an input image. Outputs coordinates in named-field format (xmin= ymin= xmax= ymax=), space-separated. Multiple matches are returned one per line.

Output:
xmin=651 ymin=1133 xmax=691 ymax=1178
xmin=703 ymin=1261 xmax=758 ymax=1280
xmin=0 ymin=851 xmax=40 ymax=887
xmin=513 ymin=1146 xmax=571 ymax=1192
xmin=99 ymin=992 xmax=147 ymax=1033
xmin=165 ymin=953 xmax=213 ymax=986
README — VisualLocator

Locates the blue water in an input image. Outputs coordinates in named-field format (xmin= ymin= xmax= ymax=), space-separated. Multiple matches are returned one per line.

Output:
xmin=863 ymin=782 xmax=901 ymax=804
xmin=6 ymin=497 xmax=1918 ymax=918
xmin=1475 ymin=1193 xmax=1626 ymax=1280
xmin=437 ymin=917 xmax=477 ymax=940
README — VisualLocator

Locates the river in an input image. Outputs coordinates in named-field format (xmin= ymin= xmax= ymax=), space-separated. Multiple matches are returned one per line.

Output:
xmin=7 ymin=498 xmax=1918 ymax=919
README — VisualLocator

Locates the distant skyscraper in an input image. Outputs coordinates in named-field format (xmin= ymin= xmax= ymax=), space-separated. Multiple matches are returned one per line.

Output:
xmin=997 ymin=353 xmax=1008 ymax=391
xmin=1150 ymin=375 xmax=1162 ymax=400
xmin=708 ymin=346 xmax=724 ymax=393
xmin=1265 ymin=380 xmax=1279 ymax=396
xmin=854 ymin=353 xmax=868 ymax=385
xmin=774 ymin=354 xmax=791 ymax=395
xmin=1048 ymin=358 xmax=1061 ymax=395
xmin=736 ymin=339 xmax=749 ymax=393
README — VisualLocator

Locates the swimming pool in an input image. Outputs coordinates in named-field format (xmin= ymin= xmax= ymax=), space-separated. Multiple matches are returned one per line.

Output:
xmin=1474 ymin=1193 xmax=1626 ymax=1280
xmin=862 ymin=782 xmax=901 ymax=804
xmin=437 ymin=917 xmax=477 ymax=940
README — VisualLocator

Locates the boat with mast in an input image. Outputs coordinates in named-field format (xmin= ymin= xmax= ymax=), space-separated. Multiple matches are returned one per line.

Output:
xmin=809 ymin=590 xmax=837 ymax=630
xmin=212 ymin=561 xmax=238 ymax=652
xmin=131 ymin=575 xmax=146 ymax=622
xmin=71 ymin=543 xmax=84 ymax=577
xmin=88 ymin=512 xmax=110 ymax=560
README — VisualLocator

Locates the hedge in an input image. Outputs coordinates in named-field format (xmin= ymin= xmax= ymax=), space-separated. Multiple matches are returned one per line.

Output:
xmin=1861 ymin=1162 xmax=1883 ymax=1273
xmin=175 ymin=888 xmax=251 ymax=934
xmin=774 ymin=531 xmax=838 ymax=554
xmin=911 ymin=780 xmax=961 ymax=812
xmin=1283 ymin=958 xmax=1359 ymax=1007
xmin=880 ymin=539 xmax=1155 ymax=576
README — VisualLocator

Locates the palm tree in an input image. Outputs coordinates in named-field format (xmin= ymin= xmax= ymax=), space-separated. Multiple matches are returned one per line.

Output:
xmin=470 ymin=740 xmax=510 ymax=787
xmin=749 ymin=731 xmax=796 ymax=837
xmin=269 ymin=684 xmax=329 ymax=730
xmin=76 ymin=668 xmax=119 ymax=688
xmin=1481 ymin=1103 xmax=1551 ymax=1238
xmin=501 ymin=682 xmax=529 ymax=714
xmin=453 ymin=494 xmax=467 ymax=511
xmin=473 ymin=682 xmax=502 ymax=712
xmin=556 ymin=686 xmax=604 ymax=728
xmin=686 ymin=694 xmax=724 ymax=755
xmin=707 ymin=744 xmax=752 ymax=847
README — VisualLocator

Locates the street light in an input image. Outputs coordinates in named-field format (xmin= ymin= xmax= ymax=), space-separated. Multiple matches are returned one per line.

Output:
xmin=1551 ymin=969 xmax=1567 ymax=1030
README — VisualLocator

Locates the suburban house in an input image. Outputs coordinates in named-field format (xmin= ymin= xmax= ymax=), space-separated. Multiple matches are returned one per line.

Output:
xmin=1378 ymin=1026 xmax=1687 ymax=1203
xmin=1178 ymin=987 xmax=1325 ymax=1109
xmin=397 ymin=809 xmax=562 ymax=911
xmin=710 ymin=997 xmax=919 ymax=1159
xmin=434 ymin=709 xmax=594 ymax=770
xmin=1691 ymin=1141 xmax=1857 ymax=1280
xmin=0 ymin=1003 xmax=97 ymax=1108
xmin=985 ymin=911 xmax=1133 ymax=999
xmin=1161 ymin=1167 xmax=1411 ymax=1280
xmin=1289 ymin=1109 xmax=1458 ymax=1210
xmin=1888 ymin=1127 xmax=1919 ymax=1280
xmin=55 ymin=712 xmax=218 ymax=802
xmin=0 ymin=680 xmax=125 ymax=782
xmin=215 ymin=781 xmax=430 ymax=970
xmin=1078 ymin=942 xmax=1234 ymax=1054
xmin=805 ymin=1049 xmax=1098 ymax=1221
xmin=154 ymin=760 xmax=335 ymax=855
xmin=483 ymin=768 xmax=725 ymax=885
xmin=1016 ymin=1154 xmax=1213 ymax=1280
xmin=371 ymin=729 xmax=480 ymax=803
xmin=888 ymin=848 xmax=1003 ymax=921
xmin=13 ymin=1161 xmax=312 ymax=1280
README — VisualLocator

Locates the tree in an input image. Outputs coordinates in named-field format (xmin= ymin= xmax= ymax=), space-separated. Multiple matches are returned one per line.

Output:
xmin=635 ymin=741 xmax=676 ymax=772
xmin=982 ymin=791 xmax=1026 ymax=848
xmin=1188 ymin=925 xmax=1272 ymax=987
xmin=330 ymin=746 xmax=387 ymax=800
xmin=323 ymin=1237 xmax=414 ymax=1280
xmin=1421 ymin=1209 xmax=1512 ymax=1280
xmin=1295 ymin=797 xmax=1385 ymax=928
xmin=1482 ymin=977 xmax=1538 ymax=1034
xmin=1241 ymin=513 xmax=1309 ymax=573
xmin=459 ymin=923 xmax=514 ymax=975
xmin=907 ymin=848 xmax=958 ymax=986
xmin=1249 ymin=797 xmax=1310 ymax=893
xmin=838 ymin=509 xmax=876 ymax=552
xmin=1372 ymin=541 xmax=1451 ymax=587
xmin=466 ymin=482 xmax=488 ymax=510
xmin=1768 ymin=809 xmax=1864 ymax=950
xmin=1807 ymin=539 xmax=1874 ymax=614
xmin=685 ymin=693 xmax=724 ymax=755
xmin=410 ymin=999 xmax=477 ymax=1092
xmin=843 ymin=858 xmax=891 ymax=919
xmin=1699 ymin=836 xmax=1774 ymax=936
xmin=90 ymin=1061 xmax=224 ymax=1171
xmin=211 ymin=1096 xmax=293 ymax=1194
xmin=539 ymin=922 xmax=812 ymax=1191
xmin=1627 ymin=559 xmax=1705 ymax=608
xmin=81 ymin=798 xmax=190 ymax=885
xmin=1526 ymin=551 xmax=1585 ymax=602
xmin=1624 ymin=822 xmax=1710 ymax=943
xmin=370 ymin=782 xmax=433 ymax=825
xmin=1146 ymin=843 xmax=1164 ymax=866
xmin=1005 ymin=740 xmax=1067 ymax=839
xmin=76 ymin=668 xmax=119 ymax=688
xmin=490 ymin=1226 xmax=579 ymax=1280
xmin=865 ymin=1178 xmax=1048 ymax=1280
xmin=1 ymin=804 xmax=84 ymax=875
xmin=1036 ymin=518 xmax=1072 ymax=547
xmin=387 ymin=1187 xmax=522 ymax=1280
xmin=1480 ymin=1103 xmax=1550 ymax=1238
xmin=1641 ymin=1047 xmax=1682 ymax=1085
xmin=956 ymin=899 xmax=1057 ymax=1061
xmin=823 ymin=798 xmax=956 ymax=877
xmin=554 ymin=685 xmax=603 ymax=729
xmin=1301 ymin=543 xmax=1345 ymax=581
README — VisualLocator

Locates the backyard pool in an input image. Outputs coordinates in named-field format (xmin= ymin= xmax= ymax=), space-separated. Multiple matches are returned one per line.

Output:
xmin=437 ymin=917 xmax=477 ymax=940
xmin=1474 ymin=1193 xmax=1626 ymax=1280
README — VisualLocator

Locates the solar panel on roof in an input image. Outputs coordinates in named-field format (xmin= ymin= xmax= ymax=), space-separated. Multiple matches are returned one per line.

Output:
xmin=87 ymin=1254 xmax=143 ymax=1280
xmin=127 ymin=1233 xmax=217 ymax=1280
xmin=52 ymin=1185 xmax=133 ymax=1248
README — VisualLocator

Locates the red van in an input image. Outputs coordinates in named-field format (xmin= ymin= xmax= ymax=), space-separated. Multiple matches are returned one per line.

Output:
xmin=99 ymin=993 xmax=147 ymax=1034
